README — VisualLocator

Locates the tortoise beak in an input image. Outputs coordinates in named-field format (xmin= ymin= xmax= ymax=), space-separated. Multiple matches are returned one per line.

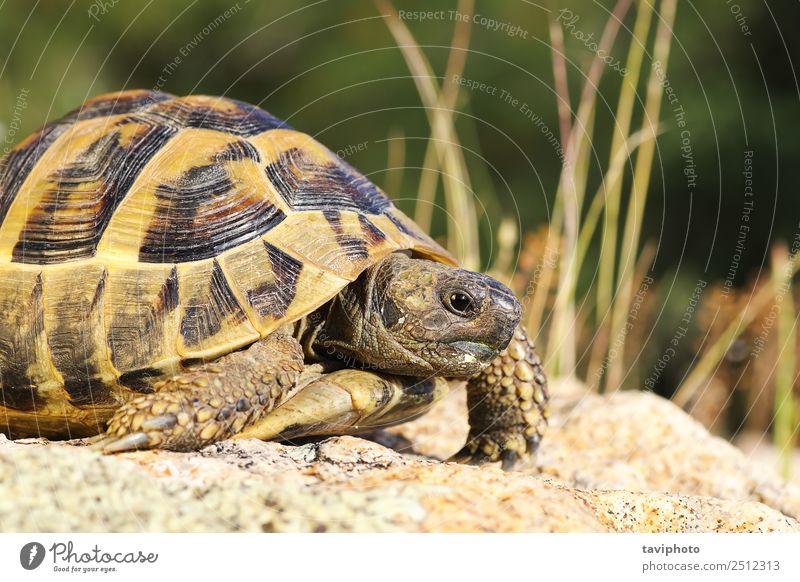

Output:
xmin=450 ymin=340 xmax=500 ymax=364
xmin=485 ymin=282 xmax=521 ymax=351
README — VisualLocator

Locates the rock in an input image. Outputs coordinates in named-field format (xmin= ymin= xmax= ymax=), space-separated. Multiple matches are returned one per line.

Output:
xmin=538 ymin=384 xmax=800 ymax=522
xmin=734 ymin=431 xmax=800 ymax=485
xmin=0 ymin=380 xmax=797 ymax=532
xmin=391 ymin=379 xmax=800 ymax=525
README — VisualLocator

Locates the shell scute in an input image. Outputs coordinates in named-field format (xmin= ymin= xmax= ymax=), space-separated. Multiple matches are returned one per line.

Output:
xmin=175 ymin=259 xmax=259 ymax=360
xmin=255 ymin=129 xmax=391 ymax=214
xmin=97 ymin=129 xmax=287 ymax=264
xmin=105 ymin=263 xmax=181 ymax=380
xmin=142 ymin=94 xmax=289 ymax=136
xmin=1 ymin=115 xmax=177 ymax=264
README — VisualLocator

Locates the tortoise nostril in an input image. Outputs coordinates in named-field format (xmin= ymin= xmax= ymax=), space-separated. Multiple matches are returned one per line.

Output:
xmin=483 ymin=278 xmax=520 ymax=315
xmin=498 ymin=292 xmax=518 ymax=312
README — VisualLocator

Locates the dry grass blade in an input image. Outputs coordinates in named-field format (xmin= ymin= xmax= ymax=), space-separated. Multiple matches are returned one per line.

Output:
xmin=488 ymin=217 xmax=518 ymax=279
xmin=377 ymin=0 xmax=480 ymax=270
xmin=606 ymin=0 xmax=677 ymax=391
xmin=384 ymin=125 xmax=406 ymax=196
xmin=414 ymin=0 xmax=474 ymax=234
xmin=547 ymin=0 xmax=571 ymax=147
xmin=771 ymin=244 xmax=797 ymax=479
xmin=575 ymin=125 xmax=663 ymax=386
xmin=593 ymin=0 xmax=654 ymax=385
xmin=543 ymin=0 xmax=633 ymax=376
xmin=586 ymin=127 xmax=665 ymax=382
xmin=577 ymin=128 xmax=662 ymax=280
xmin=564 ymin=0 xmax=633 ymax=162
xmin=596 ymin=1 xmax=653 ymax=315
xmin=546 ymin=107 xmax=594 ymax=373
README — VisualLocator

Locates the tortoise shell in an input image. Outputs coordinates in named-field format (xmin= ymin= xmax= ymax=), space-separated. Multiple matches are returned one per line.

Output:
xmin=0 ymin=90 xmax=454 ymax=434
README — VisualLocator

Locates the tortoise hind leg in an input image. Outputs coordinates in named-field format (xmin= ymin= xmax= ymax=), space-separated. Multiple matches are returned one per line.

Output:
xmin=92 ymin=332 xmax=304 ymax=453
xmin=232 ymin=370 xmax=449 ymax=442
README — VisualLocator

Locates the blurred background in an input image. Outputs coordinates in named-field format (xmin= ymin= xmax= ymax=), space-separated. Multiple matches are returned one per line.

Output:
xmin=1 ymin=0 xmax=798 ymax=472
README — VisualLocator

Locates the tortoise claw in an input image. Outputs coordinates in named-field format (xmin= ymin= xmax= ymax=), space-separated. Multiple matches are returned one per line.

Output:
xmin=501 ymin=449 xmax=520 ymax=472
xmin=140 ymin=414 xmax=178 ymax=432
xmin=448 ymin=446 xmax=491 ymax=467
xmin=84 ymin=433 xmax=108 ymax=445
xmin=89 ymin=432 xmax=151 ymax=453
xmin=526 ymin=434 xmax=542 ymax=457
xmin=88 ymin=415 xmax=177 ymax=453
xmin=449 ymin=430 xmax=537 ymax=471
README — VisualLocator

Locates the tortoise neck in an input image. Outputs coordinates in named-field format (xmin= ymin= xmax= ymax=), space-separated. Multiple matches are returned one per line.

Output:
xmin=292 ymin=302 xmax=335 ymax=361
xmin=292 ymin=258 xmax=385 ymax=365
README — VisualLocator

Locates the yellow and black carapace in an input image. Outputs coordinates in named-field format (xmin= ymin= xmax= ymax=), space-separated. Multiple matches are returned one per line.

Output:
xmin=0 ymin=91 xmax=547 ymax=470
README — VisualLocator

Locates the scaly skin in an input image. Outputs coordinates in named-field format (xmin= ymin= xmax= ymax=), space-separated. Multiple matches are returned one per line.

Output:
xmin=92 ymin=326 xmax=548 ymax=469
xmin=92 ymin=333 xmax=304 ymax=452
xmin=451 ymin=325 xmax=549 ymax=470
xmin=234 ymin=370 xmax=450 ymax=442
xmin=92 ymin=255 xmax=545 ymax=467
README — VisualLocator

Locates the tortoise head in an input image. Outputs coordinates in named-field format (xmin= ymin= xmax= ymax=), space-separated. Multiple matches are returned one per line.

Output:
xmin=317 ymin=252 xmax=521 ymax=377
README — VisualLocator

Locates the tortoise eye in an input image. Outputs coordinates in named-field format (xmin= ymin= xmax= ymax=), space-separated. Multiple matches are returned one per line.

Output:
xmin=443 ymin=290 xmax=477 ymax=317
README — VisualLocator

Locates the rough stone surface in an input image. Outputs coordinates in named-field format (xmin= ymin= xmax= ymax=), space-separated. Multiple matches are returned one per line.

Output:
xmin=393 ymin=379 xmax=800 ymax=524
xmin=0 ymin=380 xmax=797 ymax=532
xmin=538 ymin=384 xmax=800 ymax=522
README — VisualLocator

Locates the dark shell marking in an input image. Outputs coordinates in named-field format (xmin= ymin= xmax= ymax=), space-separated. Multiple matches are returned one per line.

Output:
xmin=137 ymin=158 xmax=286 ymax=263
xmin=60 ymin=90 xmax=172 ymax=124
xmin=13 ymin=123 xmax=177 ymax=264
xmin=323 ymin=210 xmax=370 ymax=261
xmin=179 ymin=260 xmax=248 ymax=348
xmin=45 ymin=268 xmax=114 ymax=406
xmin=215 ymin=140 xmax=261 ymax=163
xmin=265 ymin=147 xmax=391 ymax=214
xmin=143 ymin=96 xmax=290 ymax=136
xmin=107 ymin=266 xmax=179 ymax=376
xmin=358 ymin=214 xmax=387 ymax=245
xmin=0 ymin=123 xmax=69 ymax=227
xmin=244 ymin=242 xmax=303 ymax=319
xmin=0 ymin=274 xmax=47 ymax=411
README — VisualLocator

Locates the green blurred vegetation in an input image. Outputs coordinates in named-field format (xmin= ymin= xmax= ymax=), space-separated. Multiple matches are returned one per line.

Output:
xmin=1 ymin=1 xmax=796 ymax=278
xmin=1 ymin=0 xmax=798 ymax=456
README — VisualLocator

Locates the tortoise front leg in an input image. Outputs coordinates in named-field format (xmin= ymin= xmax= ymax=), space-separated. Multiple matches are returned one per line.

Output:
xmin=233 ymin=369 xmax=449 ymax=442
xmin=450 ymin=325 xmax=549 ymax=471
xmin=92 ymin=332 xmax=304 ymax=453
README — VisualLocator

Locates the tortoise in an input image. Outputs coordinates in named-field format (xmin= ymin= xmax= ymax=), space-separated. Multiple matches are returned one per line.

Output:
xmin=0 ymin=90 xmax=548 ymax=469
